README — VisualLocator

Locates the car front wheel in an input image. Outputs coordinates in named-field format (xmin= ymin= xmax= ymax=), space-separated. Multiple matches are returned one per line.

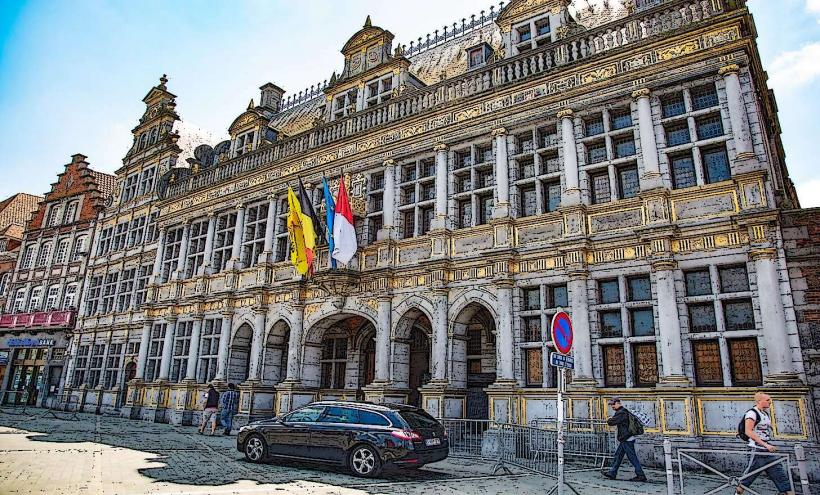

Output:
xmin=244 ymin=434 xmax=268 ymax=463
xmin=349 ymin=444 xmax=382 ymax=477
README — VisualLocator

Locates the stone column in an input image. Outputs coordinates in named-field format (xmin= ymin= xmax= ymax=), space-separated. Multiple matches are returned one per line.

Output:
xmin=227 ymin=204 xmax=246 ymax=270
xmin=374 ymin=296 xmax=392 ymax=382
xmin=495 ymin=281 xmax=515 ymax=382
xmin=492 ymin=128 xmax=510 ymax=218
xmin=172 ymin=222 xmax=191 ymax=280
xmin=285 ymin=304 xmax=304 ymax=381
xmin=719 ymin=64 xmax=755 ymax=161
xmin=185 ymin=317 xmax=203 ymax=381
xmin=431 ymin=289 xmax=448 ymax=382
xmin=378 ymin=159 xmax=396 ymax=240
xmin=259 ymin=195 xmax=278 ymax=264
xmin=432 ymin=143 xmax=448 ymax=230
xmin=135 ymin=321 xmax=152 ymax=380
xmin=568 ymin=271 xmax=595 ymax=385
xmin=751 ymin=249 xmax=799 ymax=383
xmin=214 ymin=311 xmax=233 ymax=381
xmin=632 ymin=88 xmax=663 ymax=190
xmin=247 ymin=309 xmax=267 ymax=381
xmin=198 ymin=213 xmax=217 ymax=275
xmin=158 ymin=317 xmax=177 ymax=381
xmin=558 ymin=109 xmax=581 ymax=205
xmin=652 ymin=260 xmax=688 ymax=385
xmin=150 ymin=227 xmax=167 ymax=284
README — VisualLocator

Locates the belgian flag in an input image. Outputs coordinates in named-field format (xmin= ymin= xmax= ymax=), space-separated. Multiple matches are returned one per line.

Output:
xmin=286 ymin=187 xmax=317 ymax=275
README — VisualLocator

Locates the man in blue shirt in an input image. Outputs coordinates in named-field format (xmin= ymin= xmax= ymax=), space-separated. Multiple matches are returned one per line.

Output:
xmin=219 ymin=383 xmax=240 ymax=436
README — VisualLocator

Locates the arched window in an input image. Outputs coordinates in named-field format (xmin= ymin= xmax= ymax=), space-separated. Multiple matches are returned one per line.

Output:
xmin=46 ymin=205 xmax=62 ymax=226
xmin=63 ymin=201 xmax=79 ymax=224
xmin=62 ymin=284 xmax=78 ymax=310
xmin=28 ymin=287 xmax=42 ymax=312
xmin=13 ymin=288 xmax=26 ymax=312
xmin=45 ymin=285 xmax=60 ymax=310
xmin=21 ymin=245 xmax=36 ymax=269
xmin=54 ymin=238 xmax=70 ymax=264
xmin=37 ymin=243 xmax=52 ymax=266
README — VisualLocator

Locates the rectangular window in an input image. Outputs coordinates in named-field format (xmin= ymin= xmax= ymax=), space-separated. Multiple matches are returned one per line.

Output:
xmin=84 ymin=275 xmax=103 ymax=315
xmin=603 ymin=345 xmax=626 ymax=387
xmin=320 ymin=337 xmax=348 ymax=389
xmin=419 ymin=206 xmax=434 ymax=235
xmin=476 ymin=169 xmax=494 ymax=189
xmin=458 ymin=199 xmax=472 ymax=229
xmin=401 ymin=210 xmax=415 ymax=239
xmin=719 ymin=265 xmax=749 ymax=293
xmin=522 ymin=316 xmax=542 ymax=342
xmin=101 ymin=272 xmax=119 ymax=314
xmin=610 ymin=109 xmax=633 ymax=131
xmin=518 ymin=157 xmax=536 ymax=179
xmin=728 ymin=338 xmax=762 ymax=386
xmin=477 ymin=194 xmax=493 ymax=225
xmin=212 ymin=212 xmax=237 ymax=272
xmin=138 ymin=167 xmax=156 ymax=196
xmin=517 ymin=25 xmax=531 ymax=42
xmin=525 ymin=348 xmax=543 ymax=387
xmin=665 ymin=123 xmax=691 ymax=147
xmin=661 ymin=93 xmax=686 ymax=118
xmin=104 ymin=343 xmax=123 ymax=389
xmin=627 ymin=276 xmax=651 ymax=301
xmin=145 ymin=211 xmax=159 ymax=243
xmin=88 ymin=343 xmax=105 ymax=387
xmin=520 ymin=184 xmax=537 ymax=217
xmin=590 ymin=172 xmax=611 ymax=204
xmin=127 ymin=216 xmax=146 ymax=248
xmin=198 ymin=318 xmax=222 ymax=383
xmin=72 ymin=345 xmax=90 ymax=387
xmin=544 ymin=180 xmax=561 ymax=212
xmin=401 ymin=185 xmax=415 ymax=205
xmin=600 ymin=310 xmax=623 ymax=338
xmin=145 ymin=324 xmax=166 ymax=382
xmin=456 ymin=173 xmax=471 ymax=193
xmin=161 ymin=228 xmax=184 ymax=282
xmin=121 ymin=174 xmax=139 ymax=202
xmin=476 ymin=144 xmax=493 ymax=164
xmin=242 ymin=202 xmax=268 ymax=268
xmin=584 ymin=116 xmax=605 ymax=137
xmin=689 ymin=303 xmax=717 ymax=333
xmin=186 ymin=219 xmax=208 ymax=277
xmin=633 ymin=343 xmax=658 ymax=387
xmin=134 ymin=265 xmax=151 ymax=307
xmin=614 ymin=136 xmax=636 ymax=158
xmin=617 ymin=166 xmax=639 ymax=199
xmin=97 ymin=227 xmax=113 ymax=256
xmin=599 ymin=279 xmax=620 ymax=304
xmin=586 ymin=142 xmax=608 ymax=164
xmin=702 ymin=147 xmax=731 ymax=184
xmin=116 ymin=268 xmax=135 ymax=312
xmin=170 ymin=321 xmax=193 ymax=383
xmin=671 ymin=154 xmax=697 ymax=189
xmin=685 ymin=269 xmax=712 ymax=296
xmin=112 ymin=222 xmax=128 ymax=252
xmin=548 ymin=285 xmax=568 ymax=308
xmin=535 ymin=17 xmax=550 ymax=37
xmin=696 ymin=114 xmax=724 ymax=140
xmin=724 ymin=299 xmax=755 ymax=331
xmin=54 ymin=239 xmax=70 ymax=264
xmin=691 ymin=84 xmax=719 ymax=111
xmin=692 ymin=340 xmax=724 ymax=386
xmin=522 ymin=287 xmax=541 ymax=311
xmin=630 ymin=308 xmax=655 ymax=337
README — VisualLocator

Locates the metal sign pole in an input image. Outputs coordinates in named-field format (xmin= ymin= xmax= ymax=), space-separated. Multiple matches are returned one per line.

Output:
xmin=557 ymin=366 xmax=565 ymax=495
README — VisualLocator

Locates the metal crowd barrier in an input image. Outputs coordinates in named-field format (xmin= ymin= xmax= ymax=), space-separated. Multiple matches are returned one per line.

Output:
xmin=0 ymin=390 xmax=33 ymax=414
xmin=440 ymin=417 xmax=616 ymax=479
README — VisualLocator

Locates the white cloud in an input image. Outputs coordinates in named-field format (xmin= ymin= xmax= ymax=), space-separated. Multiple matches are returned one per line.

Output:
xmin=807 ymin=0 xmax=820 ymax=17
xmin=796 ymin=178 xmax=820 ymax=208
xmin=767 ymin=42 xmax=820 ymax=91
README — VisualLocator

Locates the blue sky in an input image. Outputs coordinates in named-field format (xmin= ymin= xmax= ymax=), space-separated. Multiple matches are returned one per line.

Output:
xmin=0 ymin=0 xmax=818 ymax=206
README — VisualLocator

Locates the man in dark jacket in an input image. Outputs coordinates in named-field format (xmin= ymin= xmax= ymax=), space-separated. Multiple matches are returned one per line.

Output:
xmin=198 ymin=384 xmax=220 ymax=435
xmin=603 ymin=397 xmax=647 ymax=482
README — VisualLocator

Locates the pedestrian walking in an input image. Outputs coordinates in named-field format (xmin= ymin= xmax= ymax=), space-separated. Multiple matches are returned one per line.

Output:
xmin=602 ymin=397 xmax=647 ymax=482
xmin=198 ymin=384 xmax=220 ymax=435
xmin=735 ymin=392 xmax=794 ymax=495
xmin=219 ymin=383 xmax=240 ymax=436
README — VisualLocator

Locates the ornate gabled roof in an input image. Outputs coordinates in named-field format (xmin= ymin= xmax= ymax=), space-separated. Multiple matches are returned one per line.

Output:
xmin=341 ymin=16 xmax=395 ymax=56
xmin=496 ymin=0 xmax=572 ymax=31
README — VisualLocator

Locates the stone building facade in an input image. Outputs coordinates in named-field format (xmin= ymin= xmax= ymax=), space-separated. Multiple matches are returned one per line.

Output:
xmin=62 ymin=0 xmax=816 ymax=451
xmin=1 ymin=155 xmax=114 ymax=407
xmin=0 ymin=193 xmax=42 ymax=313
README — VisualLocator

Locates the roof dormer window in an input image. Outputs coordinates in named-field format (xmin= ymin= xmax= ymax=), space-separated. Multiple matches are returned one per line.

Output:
xmin=467 ymin=43 xmax=494 ymax=69
xmin=536 ymin=18 xmax=550 ymax=37
xmin=333 ymin=87 xmax=359 ymax=120
xmin=365 ymin=75 xmax=393 ymax=108
xmin=513 ymin=14 xmax=554 ymax=54
xmin=234 ymin=130 xmax=256 ymax=157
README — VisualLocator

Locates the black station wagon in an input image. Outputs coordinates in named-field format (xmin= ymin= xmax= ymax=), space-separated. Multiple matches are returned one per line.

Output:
xmin=237 ymin=401 xmax=449 ymax=477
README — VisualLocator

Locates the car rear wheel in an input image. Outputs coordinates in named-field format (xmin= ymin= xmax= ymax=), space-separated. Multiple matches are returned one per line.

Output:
xmin=349 ymin=444 xmax=382 ymax=477
xmin=244 ymin=434 xmax=267 ymax=463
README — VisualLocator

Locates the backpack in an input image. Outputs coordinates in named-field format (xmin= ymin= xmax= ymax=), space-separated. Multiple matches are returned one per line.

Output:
xmin=627 ymin=411 xmax=645 ymax=437
xmin=737 ymin=408 xmax=760 ymax=442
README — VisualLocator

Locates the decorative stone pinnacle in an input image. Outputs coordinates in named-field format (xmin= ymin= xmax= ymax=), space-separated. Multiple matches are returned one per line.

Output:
xmin=719 ymin=64 xmax=741 ymax=77
xmin=492 ymin=127 xmax=507 ymax=137
xmin=364 ymin=15 xmax=372 ymax=28
xmin=159 ymin=74 xmax=168 ymax=87
xmin=631 ymin=88 xmax=651 ymax=100
xmin=557 ymin=108 xmax=574 ymax=119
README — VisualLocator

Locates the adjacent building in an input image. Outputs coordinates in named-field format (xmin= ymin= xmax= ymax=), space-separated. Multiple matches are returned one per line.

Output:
xmin=0 ymin=155 xmax=114 ymax=407
xmin=61 ymin=0 xmax=817 ymax=455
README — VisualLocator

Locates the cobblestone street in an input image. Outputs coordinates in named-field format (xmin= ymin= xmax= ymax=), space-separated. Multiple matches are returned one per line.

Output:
xmin=0 ymin=409 xmax=700 ymax=495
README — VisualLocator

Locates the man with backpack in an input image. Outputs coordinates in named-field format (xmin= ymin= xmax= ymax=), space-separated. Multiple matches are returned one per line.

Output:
xmin=602 ymin=397 xmax=647 ymax=482
xmin=735 ymin=392 xmax=794 ymax=495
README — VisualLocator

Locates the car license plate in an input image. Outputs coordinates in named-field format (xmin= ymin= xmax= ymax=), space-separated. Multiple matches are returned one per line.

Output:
xmin=425 ymin=438 xmax=441 ymax=446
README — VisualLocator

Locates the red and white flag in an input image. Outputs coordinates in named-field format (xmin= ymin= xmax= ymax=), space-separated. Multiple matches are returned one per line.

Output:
xmin=332 ymin=178 xmax=357 ymax=265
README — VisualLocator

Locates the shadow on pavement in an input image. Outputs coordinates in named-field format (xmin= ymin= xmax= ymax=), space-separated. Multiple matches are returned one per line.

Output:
xmin=0 ymin=409 xmax=491 ymax=491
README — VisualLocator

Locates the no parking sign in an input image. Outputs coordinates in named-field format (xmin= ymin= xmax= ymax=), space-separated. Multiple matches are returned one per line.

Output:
xmin=550 ymin=311 xmax=573 ymax=355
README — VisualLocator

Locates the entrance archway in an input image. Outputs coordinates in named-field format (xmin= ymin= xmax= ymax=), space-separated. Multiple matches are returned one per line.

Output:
xmin=452 ymin=302 xmax=497 ymax=420
xmin=302 ymin=313 xmax=377 ymax=399
xmin=393 ymin=308 xmax=432 ymax=407
xmin=227 ymin=323 xmax=252 ymax=384
xmin=262 ymin=320 xmax=290 ymax=385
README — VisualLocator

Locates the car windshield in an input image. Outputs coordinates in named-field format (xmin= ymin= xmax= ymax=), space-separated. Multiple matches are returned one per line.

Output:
xmin=399 ymin=409 xmax=440 ymax=429
xmin=285 ymin=406 xmax=324 ymax=423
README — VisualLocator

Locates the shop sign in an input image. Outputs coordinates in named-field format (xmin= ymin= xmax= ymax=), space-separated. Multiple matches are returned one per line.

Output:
xmin=7 ymin=338 xmax=56 ymax=348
